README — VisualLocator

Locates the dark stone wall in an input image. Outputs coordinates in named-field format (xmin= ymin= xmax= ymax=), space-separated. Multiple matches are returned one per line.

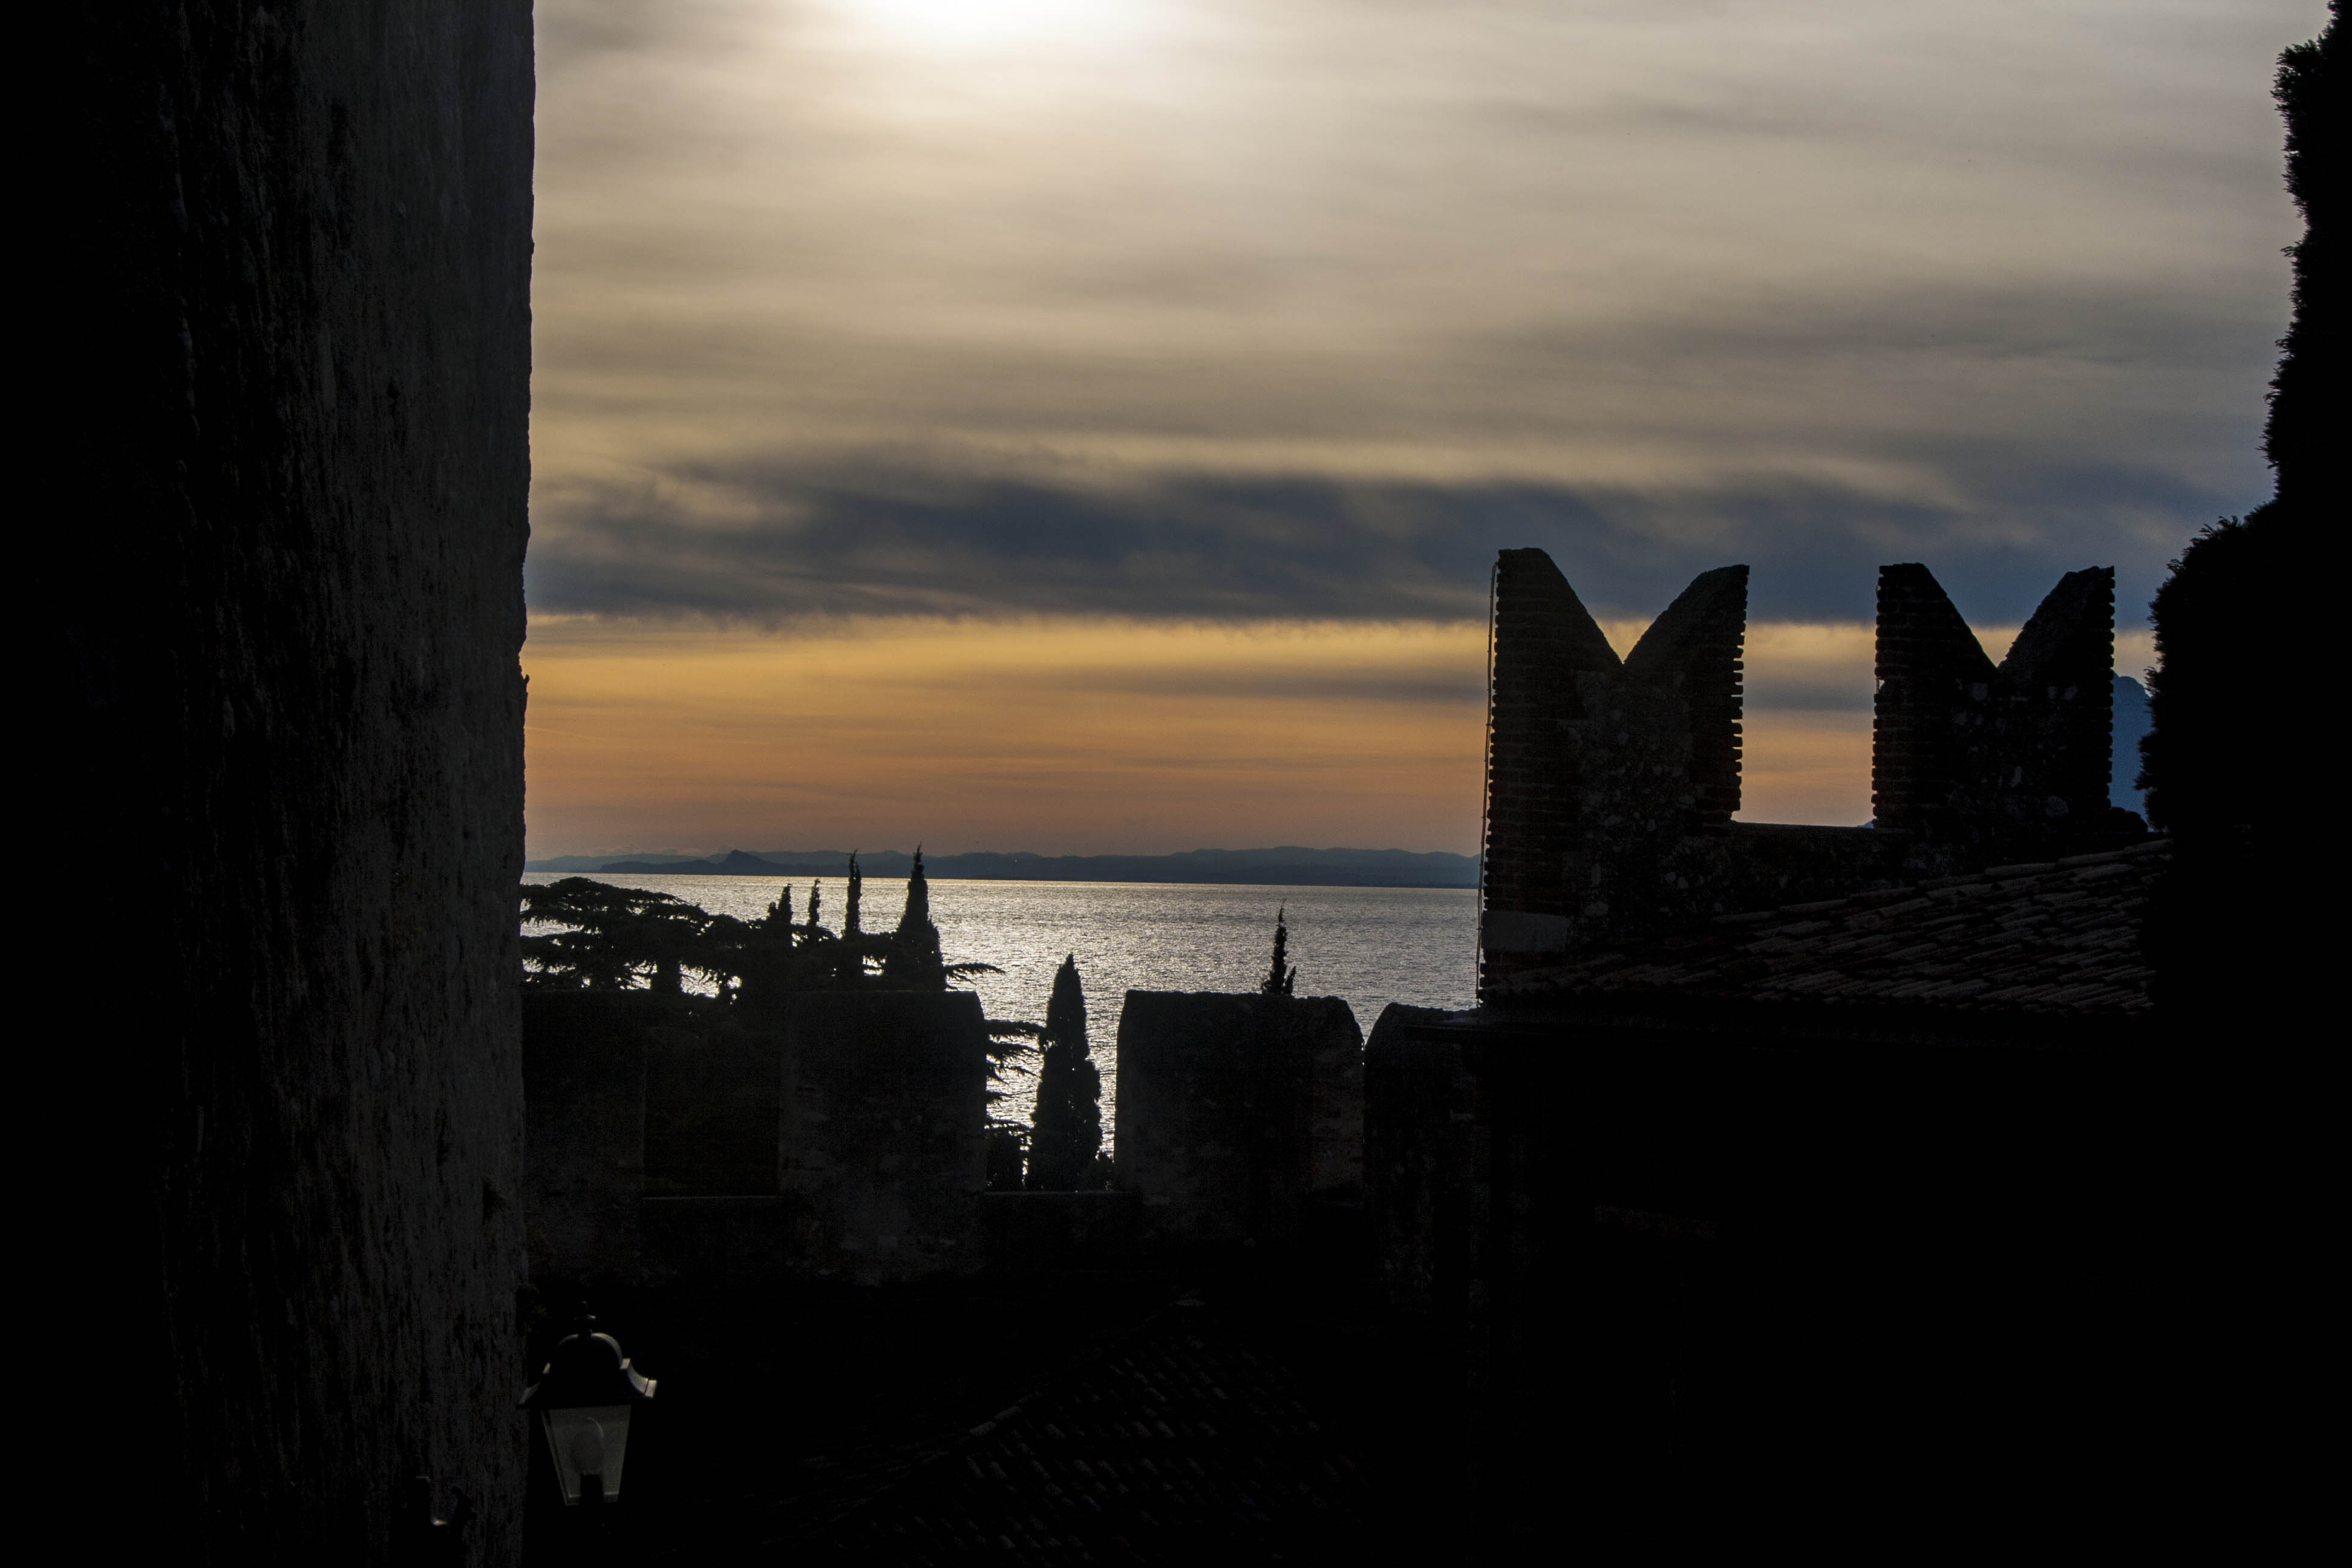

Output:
xmin=1871 ymin=563 xmax=2001 ymax=837
xmin=1874 ymin=563 xmax=2119 ymax=854
xmin=523 ymin=993 xmax=992 ymax=1288
xmin=1362 ymin=1005 xmax=1482 ymax=1331
xmin=523 ymin=996 xmax=652 ymax=1290
xmin=1364 ymin=1004 xmax=2173 ymax=1530
xmin=645 ymin=1013 xmax=788 ymax=1198
xmin=1114 ymin=993 xmax=1364 ymax=1247
xmin=1480 ymin=550 xmax=1623 ymax=969
xmin=60 ymin=5 xmax=533 ymax=1561
xmin=1621 ymin=565 xmax=1749 ymax=828
xmin=1478 ymin=549 xmax=2131 ymax=1000
xmin=781 ymin=992 xmax=991 ymax=1283
xmin=1480 ymin=555 xmax=1753 ymax=983
xmin=1367 ymin=1003 xmax=2160 ymax=1402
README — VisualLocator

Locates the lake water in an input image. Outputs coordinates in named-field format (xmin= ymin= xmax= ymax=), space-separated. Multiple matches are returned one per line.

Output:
xmin=522 ymin=872 xmax=1479 ymax=1140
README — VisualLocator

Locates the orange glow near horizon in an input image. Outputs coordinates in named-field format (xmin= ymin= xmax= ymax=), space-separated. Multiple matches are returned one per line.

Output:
xmin=523 ymin=613 xmax=2104 ymax=860
xmin=524 ymin=617 xmax=1489 ymax=858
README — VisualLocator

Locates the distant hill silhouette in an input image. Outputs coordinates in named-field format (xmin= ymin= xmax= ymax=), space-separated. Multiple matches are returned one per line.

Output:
xmin=528 ymin=846 xmax=1480 ymax=888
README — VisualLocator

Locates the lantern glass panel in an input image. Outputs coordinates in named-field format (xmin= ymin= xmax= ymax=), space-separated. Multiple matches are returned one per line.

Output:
xmin=540 ymin=1403 xmax=635 ymax=1504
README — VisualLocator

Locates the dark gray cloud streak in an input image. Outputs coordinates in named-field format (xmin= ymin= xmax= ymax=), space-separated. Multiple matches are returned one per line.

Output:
xmin=528 ymin=448 xmax=2235 ymax=628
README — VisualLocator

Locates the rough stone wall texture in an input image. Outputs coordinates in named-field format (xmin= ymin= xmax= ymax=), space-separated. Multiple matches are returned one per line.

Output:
xmin=1114 ymin=993 xmax=1362 ymax=1246
xmin=1363 ymin=1002 xmax=1563 ymax=1403
xmin=782 ymin=992 xmax=991 ymax=1283
xmin=1676 ymin=823 xmax=1906 ymax=912
xmin=61 ymin=5 xmax=534 ymax=1561
xmin=1479 ymin=550 xmax=2127 ymax=1001
xmin=644 ymin=1013 xmax=788 ymax=1197
xmin=1363 ymin=1006 xmax=1483 ymax=1331
xmin=1480 ymin=550 xmax=1622 ymax=971
xmin=1480 ymin=554 xmax=1778 ymax=984
xmin=1621 ymin=565 xmax=1749 ymax=828
xmin=522 ymin=993 xmax=996 ymax=1287
xmin=1874 ymin=563 xmax=2117 ymax=857
xmin=523 ymin=995 xmax=652 ymax=1290
xmin=1871 ymin=563 xmax=2001 ymax=840
xmin=1309 ymin=1001 xmax=1369 ymax=1198
xmin=1558 ymin=569 xmax=1754 ymax=949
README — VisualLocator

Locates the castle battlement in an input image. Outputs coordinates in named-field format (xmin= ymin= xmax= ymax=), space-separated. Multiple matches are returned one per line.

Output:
xmin=1479 ymin=549 xmax=2139 ymax=995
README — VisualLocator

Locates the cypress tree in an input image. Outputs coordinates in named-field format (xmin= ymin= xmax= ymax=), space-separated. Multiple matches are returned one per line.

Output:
xmin=1261 ymin=907 xmax=1297 ymax=996
xmin=2261 ymin=3 xmax=2345 ymax=515
xmin=843 ymin=852 xmax=864 ymax=938
xmin=2140 ymin=4 xmax=2339 ymax=1011
xmin=888 ymin=847 xmax=946 ymax=984
xmin=1027 ymin=954 xmax=1103 ymax=1190
xmin=803 ymin=881 xmax=823 ymax=948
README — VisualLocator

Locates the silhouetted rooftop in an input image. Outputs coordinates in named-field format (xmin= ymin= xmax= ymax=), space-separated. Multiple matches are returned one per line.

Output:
xmin=1489 ymin=839 xmax=2167 ymax=1016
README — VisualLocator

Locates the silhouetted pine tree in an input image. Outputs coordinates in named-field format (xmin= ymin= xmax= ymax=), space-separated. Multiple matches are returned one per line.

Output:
xmin=843 ymin=852 xmax=864 ymax=938
xmin=1027 ymin=954 xmax=1103 ymax=1190
xmin=803 ymin=881 xmax=825 ymax=948
xmin=520 ymin=877 xmax=711 ymax=993
xmin=886 ymin=847 xmax=947 ymax=984
xmin=763 ymin=882 xmax=795 ymax=937
xmin=1261 ymin=907 xmax=1297 ymax=996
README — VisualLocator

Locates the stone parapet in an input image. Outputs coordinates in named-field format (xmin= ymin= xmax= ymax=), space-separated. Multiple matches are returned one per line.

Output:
xmin=782 ymin=991 xmax=991 ymax=1284
xmin=1478 ymin=549 xmax=2135 ymax=1001
xmin=1114 ymin=992 xmax=1364 ymax=1249
xmin=524 ymin=992 xmax=655 ymax=1286
xmin=525 ymin=989 xmax=991 ymax=1287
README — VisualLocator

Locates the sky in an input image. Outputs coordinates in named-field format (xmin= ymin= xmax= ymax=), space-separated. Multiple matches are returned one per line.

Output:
xmin=524 ymin=0 xmax=2317 ymax=858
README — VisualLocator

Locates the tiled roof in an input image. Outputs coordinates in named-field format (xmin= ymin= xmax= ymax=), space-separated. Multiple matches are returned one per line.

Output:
xmin=799 ymin=1296 xmax=1371 ymax=1562
xmin=1488 ymin=839 xmax=2168 ymax=1016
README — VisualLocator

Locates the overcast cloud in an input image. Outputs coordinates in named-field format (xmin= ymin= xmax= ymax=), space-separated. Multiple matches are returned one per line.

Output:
xmin=529 ymin=0 xmax=2316 ymax=627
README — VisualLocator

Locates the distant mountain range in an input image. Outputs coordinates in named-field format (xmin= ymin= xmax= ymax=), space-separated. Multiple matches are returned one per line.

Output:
xmin=524 ymin=846 xmax=1480 ymax=889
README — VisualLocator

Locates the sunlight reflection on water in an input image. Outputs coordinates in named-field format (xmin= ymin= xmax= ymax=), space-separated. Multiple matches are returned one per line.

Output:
xmin=521 ymin=874 xmax=1478 ymax=1142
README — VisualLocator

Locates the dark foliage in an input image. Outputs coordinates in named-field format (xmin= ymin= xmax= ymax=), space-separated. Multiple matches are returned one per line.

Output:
xmin=521 ymin=878 xmax=727 ymax=995
xmin=2138 ymin=520 xmax=2277 ymax=834
xmin=985 ymin=1125 xmax=1029 ymax=1192
xmin=1027 ymin=955 xmax=1104 ymax=1191
xmin=1261 ymin=907 xmax=1298 ymax=996
xmin=2141 ymin=7 xmax=2339 ymax=839
xmin=2139 ymin=7 xmax=2337 ymax=1033
xmin=522 ymin=863 xmax=1000 ymax=1009
xmin=2265 ymin=2 xmax=2347 ymax=512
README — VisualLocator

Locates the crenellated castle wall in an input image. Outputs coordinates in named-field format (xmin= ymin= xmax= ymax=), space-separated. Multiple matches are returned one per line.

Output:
xmin=1479 ymin=549 xmax=2139 ymax=998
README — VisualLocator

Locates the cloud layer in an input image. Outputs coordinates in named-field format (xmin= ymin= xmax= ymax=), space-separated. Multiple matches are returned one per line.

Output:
xmin=531 ymin=0 xmax=2317 ymax=629
xmin=528 ymin=448 xmax=2237 ymax=628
